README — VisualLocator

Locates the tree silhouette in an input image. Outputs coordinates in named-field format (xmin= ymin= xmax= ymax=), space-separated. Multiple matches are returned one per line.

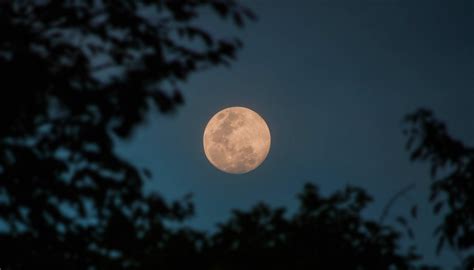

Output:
xmin=0 ymin=0 xmax=253 ymax=268
xmin=206 ymin=184 xmax=436 ymax=270
xmin=404 ymin=109 xmax=474 ymax=269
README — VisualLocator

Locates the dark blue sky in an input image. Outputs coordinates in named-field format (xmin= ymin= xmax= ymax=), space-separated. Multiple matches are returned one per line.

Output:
xmin=117 ymin=0 xmax=473 ymax=267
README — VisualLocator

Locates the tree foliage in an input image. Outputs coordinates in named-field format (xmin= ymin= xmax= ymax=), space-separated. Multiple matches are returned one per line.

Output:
xmin=0 ymin=0 xmax=253 ymax=268
xmin=404 ymin=109 xmax=474 ymax=269
xmin=206 ymin=184 xmax=431 ymax=270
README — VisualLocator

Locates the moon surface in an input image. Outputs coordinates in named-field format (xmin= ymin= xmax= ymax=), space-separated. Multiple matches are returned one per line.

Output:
xmin=203 ymin=107 xmax=271 ymax=174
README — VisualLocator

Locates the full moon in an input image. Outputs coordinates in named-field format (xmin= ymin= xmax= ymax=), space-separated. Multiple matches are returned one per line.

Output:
xmin=203 ymin=107 xmax=271 ymax=174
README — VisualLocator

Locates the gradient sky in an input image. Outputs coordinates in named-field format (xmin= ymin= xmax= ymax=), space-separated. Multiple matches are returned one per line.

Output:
xmin=117 ymin=0 xmax=473 ymax=267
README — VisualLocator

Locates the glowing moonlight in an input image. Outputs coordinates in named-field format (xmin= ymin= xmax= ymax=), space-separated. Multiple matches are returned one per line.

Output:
xmin=203 ymin=107 xmax=271 ymax=174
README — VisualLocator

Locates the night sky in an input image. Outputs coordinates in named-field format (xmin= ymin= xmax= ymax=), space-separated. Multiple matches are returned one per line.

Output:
xmin=117 ymin=0 xmax=473 ymax=267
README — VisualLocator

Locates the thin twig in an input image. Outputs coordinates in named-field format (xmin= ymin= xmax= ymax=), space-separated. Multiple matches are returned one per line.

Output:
xmin=379 ymin=183 xmax=416 ymax=223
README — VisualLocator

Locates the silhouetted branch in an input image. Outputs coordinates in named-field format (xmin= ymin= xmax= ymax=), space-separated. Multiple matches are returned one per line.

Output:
xmin=379 ymin=183 xmax=416 ymax=224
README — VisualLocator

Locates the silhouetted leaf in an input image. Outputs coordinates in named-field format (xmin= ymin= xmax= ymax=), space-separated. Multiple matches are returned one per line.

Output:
xmin=411 ymin=205 xmax=418 ymax=219
xmin=434 ymin=202 xmax=444 ymax=214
